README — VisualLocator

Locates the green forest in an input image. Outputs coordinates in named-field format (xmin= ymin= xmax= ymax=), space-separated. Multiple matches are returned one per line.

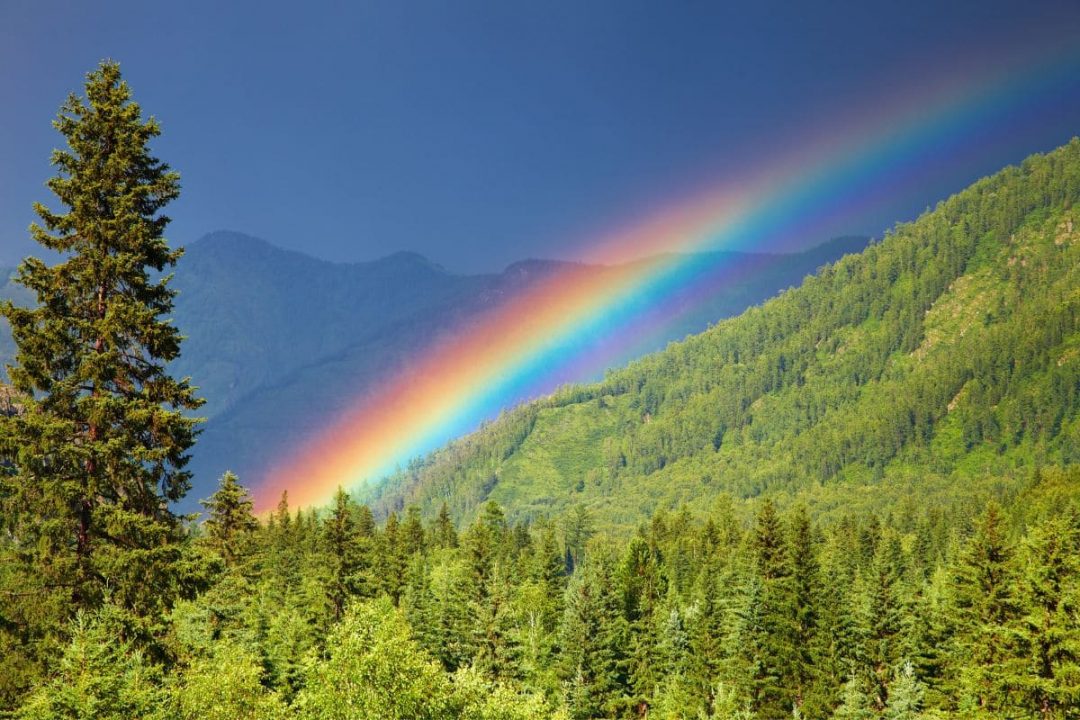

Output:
xmin=371 ymin=136 xmax=1080 ymax=532
xmin=2 ymin=64 xmax=1080 ymax=719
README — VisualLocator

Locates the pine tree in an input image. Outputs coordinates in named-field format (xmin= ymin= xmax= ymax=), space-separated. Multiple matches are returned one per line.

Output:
xmin=620 ymin=536 xmax=663 ymax=717
xmin=402 ymin=505 xmax=427 ymax=557
xmin=355 ymin=503 xmax=377 ymax=538
xmin=884 ymin=661 xmax=926 ymax=720
xmin=833 ymin=673 xmax=875 ymax=720
xmin=564 ymin=504 xmax=595 ymax=569
xmin=201 ymin=472 xmax=258 ymax=567
xmin=560 ymin=555 xmax=629 ymax=720
xmin=857 ymin=527 xmax=908 ymax=710
xmin=787 ymin=505 xmax=822 ymax=715
xmin=402 ymin=553 xmax=439 ymax=658
xmin=949 ymin=501 xmax=1019 ymax=714
xmin=0 ymin=61 xmax=202 ymax=617
xmin=16 ymin=606 xmax=163 ymax=720
xmin=1012 ymin=515 xmax=1080 ymax=718
xmin=749 ymin=500 xmax=799 ymax=717
xmin=432 ymin=501 xmax=459 ymax=549
xmin=689 ymin=559 xmax=727 ymax=715
xmin=266 ymin=491 xmax=300 ymax=590
xmin=378 ymin=512 xmax=406 ymax=604
xmin=322 ymin=486 xmax=371 ymax=619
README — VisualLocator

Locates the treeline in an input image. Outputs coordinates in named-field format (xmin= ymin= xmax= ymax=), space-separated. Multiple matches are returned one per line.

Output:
xmin=7 ymin=468 xmax=1080 ymax=719
xmin=372 ymin=140 xmax=1080 ymax=528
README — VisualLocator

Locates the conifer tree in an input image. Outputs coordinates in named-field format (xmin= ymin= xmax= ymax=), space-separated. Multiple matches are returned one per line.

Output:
xmin=689 ymin=559 xmax=727 ymax=713
xmin=560 ymin=555 xmax=629 ymax=719
xmin=833 ymin=674 xmax=875 ymax=720
xmin=787 ymin=505 xmax=822 ymax=715
xmin=0 ymin=61 xmax=202 ymax=616
xmin=378 ymin=512 xmax=406 ymax=604
xmin=201 ymin=472 xmax=258 ymax=567
xmin=432 ymin=501 xmax=459 ymax=549
xmin=884 ymin=662 xmax=926 ymax=720
xmin=16 ymin=606 xmax=163 ymax=720
xmin=1012 ymin=515 xmax=1080 ymax=717
xmin=402 ymin=553 xmax=440 ymax=658
xmin=355 ymin=502 xmax=377 ymax=538
xmin=402 ymin=505 xmax=427 ymax=557
xmin=749 ymin=500 xmax=799 ymax=717
xmin=322 ymin=486 xmax=371 ymax=619
xmin=620 ymin=536 xmax=663 ymax=717
xmin=857 ymin=528 xmax=909 ymax=710
xmin=949 ymin=501 xmax=1019 ymax=713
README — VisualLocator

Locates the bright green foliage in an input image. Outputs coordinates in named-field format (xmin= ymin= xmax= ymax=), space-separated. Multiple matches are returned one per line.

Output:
xmin=833 ymin=674 xmax=875 ymax=720
xmin=321 ymin=486 xmax=372 ymax=619
xmin=0 ymin=60 xmax=202 ymax=617
xmin=884 ymin=662 xmax=926 ymax=720
xmin=295 ymin=597 xmax=457 ymax=720
xmin=164 ymin=642 xmax=286 ymax=720
xmin=1011 ymin=515 xmax=1080 ymax=717
xmin=16 ymin=607 xmax=162 ymax=720
xmin=453 ymin=667 xmax=569 ymax=720
xmin=202 ymin=471 xmax=258 ymax=566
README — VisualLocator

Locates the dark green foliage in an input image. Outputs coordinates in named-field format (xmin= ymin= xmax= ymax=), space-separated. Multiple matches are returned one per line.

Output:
xmin=321 ymin=486 xmax=373 ymax=619
xmin=560 ymin=553 xmax=629 ymax=719
xmin=0 ymin=61 xmax=203 ymax=702
xmin=0 ymin=59 xmax=202 ymax=613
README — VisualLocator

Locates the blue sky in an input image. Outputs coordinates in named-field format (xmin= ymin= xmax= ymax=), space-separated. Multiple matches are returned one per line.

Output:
xmin=2 ymin=0 xmax=1079 ymax=271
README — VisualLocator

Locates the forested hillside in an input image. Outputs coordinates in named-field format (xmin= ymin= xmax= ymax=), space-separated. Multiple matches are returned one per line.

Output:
xmin=371 ymin=139 xmax=1080 ymax=531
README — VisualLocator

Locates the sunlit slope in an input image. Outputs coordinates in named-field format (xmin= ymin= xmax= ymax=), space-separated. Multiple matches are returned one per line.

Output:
xmin=369 ymin=139 xmax=1080 ymax=528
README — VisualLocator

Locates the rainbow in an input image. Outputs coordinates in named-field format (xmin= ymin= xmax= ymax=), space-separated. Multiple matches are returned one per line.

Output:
xmin=253 ymin=42 xmax=1080 ymax=512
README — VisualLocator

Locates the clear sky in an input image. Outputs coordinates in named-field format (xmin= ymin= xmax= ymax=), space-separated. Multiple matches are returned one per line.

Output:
xmin=2 ymin=0 xmax=1079 ymax=272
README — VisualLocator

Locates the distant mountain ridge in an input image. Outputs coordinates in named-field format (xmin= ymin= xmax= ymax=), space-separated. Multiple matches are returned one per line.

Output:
xmin=367 ymin=139 xmax=1080 ymax=531
xmin=0 ymin=230 xmax=870 ymax=504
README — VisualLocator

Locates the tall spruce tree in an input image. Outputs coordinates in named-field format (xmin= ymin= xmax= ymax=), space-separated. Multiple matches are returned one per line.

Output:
xmin=949 ymin=501 xmax=1019 ymax=714
xmin=202 ymin=472 xmax=258 ymax=567
xmin=322 ymin=486 xmax=370 ymax=619
xmin=0 ymin=61 xmax=201 ymax=615
xmin=749 ymin=500 xmax=799 ymax=717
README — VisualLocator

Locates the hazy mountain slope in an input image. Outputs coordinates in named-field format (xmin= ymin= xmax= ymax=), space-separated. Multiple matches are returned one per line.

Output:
xmin=368 ymin=139 xmax=1080 ymax=530
xmin=170 ymin=232 xmax=487 ymax=417
xmin=185 ymin=239 xmax=865 ymax=502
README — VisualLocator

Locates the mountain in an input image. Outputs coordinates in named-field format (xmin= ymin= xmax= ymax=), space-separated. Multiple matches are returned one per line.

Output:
xmin=0 ymin=230 xmax=869 ymax=504
xmin=368 ymin=139 xmax=1080 ymax=531
xmin=168 ymin=232 xmax=490 ymax=418
xmin=184 ymin=238 xmax=868 ymax=503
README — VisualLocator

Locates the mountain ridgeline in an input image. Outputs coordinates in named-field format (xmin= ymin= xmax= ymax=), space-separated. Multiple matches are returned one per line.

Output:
xmin=369 ymin=138 xmax=1080 ymax=529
